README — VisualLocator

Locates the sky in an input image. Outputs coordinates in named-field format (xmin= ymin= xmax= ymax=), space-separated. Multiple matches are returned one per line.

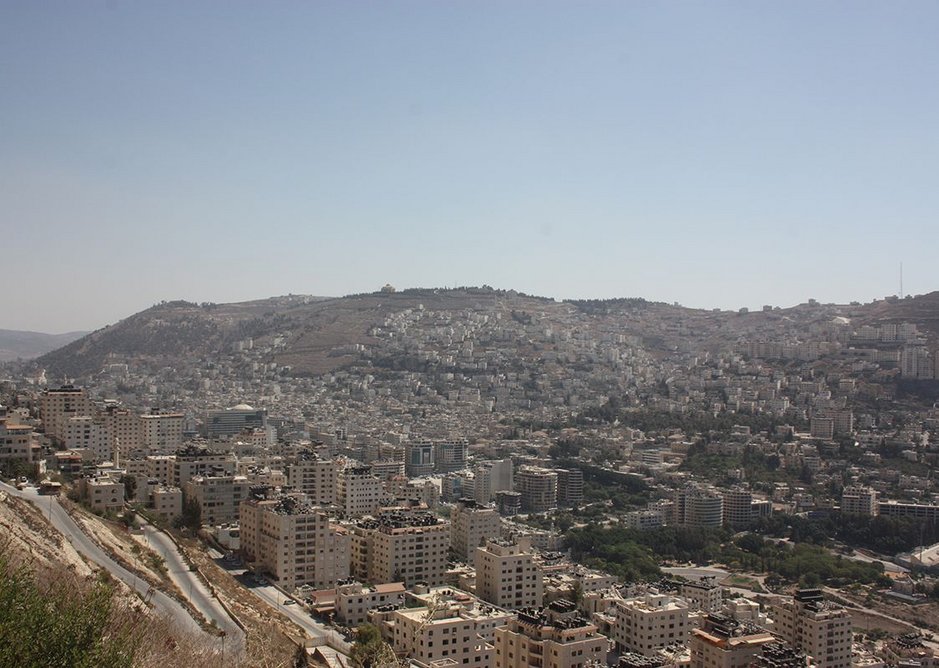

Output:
xmin=2 ymin=1 xmax=938 ymax=332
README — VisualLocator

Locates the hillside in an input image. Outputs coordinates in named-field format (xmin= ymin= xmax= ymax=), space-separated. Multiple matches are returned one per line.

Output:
xmin=0 ymin=328 xmax=87 ymax=362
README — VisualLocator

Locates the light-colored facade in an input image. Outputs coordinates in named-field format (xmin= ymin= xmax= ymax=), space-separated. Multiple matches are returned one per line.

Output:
xmin=494 ymin=599 xmax=608 ymax=668
xmin=64 ymin=416 xmax=111 ymax=463
xmin=79 ymin=476 xmax=124 ymax=513
xmin=240 ymin=493 xmax=349 ymax=591
xmin=140 ymin=412 xmax=185 ymax=451
xmin=434 ymin=439 xmax=468 ymax=473
xmin=173 ymin=447 xmax=236 ymax=487
xmin=40 ymin=385 xmax=93 ymax=445
xmin=150 ymin=486 xmax=183 ymax=521
xmin=612 ymin=592 xmax=690 ymax=656
xmin=450 ymin=498 xmax=502 ymax=562
xmin=771 ymin=590 xmax=853 ymax=668
xmin=475 ymin=538 xmax=543 ymax=610
xmin=0 ymin=406 xmax=34 ymax=463
xmin=674 ymin=485 xmax=724 ymax=528
xmin=287 ymin=454 xmax=337 ymax=505
xmin=474 ymin=458 xmax=513 ymax=504
xmin=516 ymin=466 xmax=558 ymax=513
xmin=184 ymin=474 xmax=251 ymax=525
xmin=338 ymin=466 xmax=384 ymax=517
xmin=841 ymin=486 xmax=877 ymax=516
xmin=351 ymin=511 xmax=450 ymax=586
xmin=335 ymin=581 xmax=406 ymax=627
xmin=690 ymin=615 xmax=775 ymax=668
xmin=389 ymin=601 xmax=510 ymax=668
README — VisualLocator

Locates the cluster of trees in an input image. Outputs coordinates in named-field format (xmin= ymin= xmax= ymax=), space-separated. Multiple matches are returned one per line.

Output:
xmin=0 ymin=543 xmax=141 ymax=667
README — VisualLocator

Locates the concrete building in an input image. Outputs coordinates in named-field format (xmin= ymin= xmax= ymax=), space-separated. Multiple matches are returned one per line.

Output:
xmin=493 ymin=599 xmax=608 ymax=668
xmin=240 ymin=492 xmax=349 ymax=591
xmin=678 ymin=579 xmax=724 ymax=613
xmin=722 ymin=488 xmax=754 ymax=529
xmin=63 ymin=416 xmax=111 ymax=463
xmin=690 ymin=614 xmax=775 ymax=668
xmin=612 ymin=592 xmax=690 ymax=656
xmin=555 ymin=468 xmax=584 ymax=507
xmin=841 ymin=486 xmax=878 ymax=516
xmin=405 ymin=441 xmax=435 ymax=477
xmin=0 ymin=405 xmax=34 ymax=464
xmin=78 ymin=476 xmax=124 ymax=513
xmin=770 ymin=590 xmax=852 ymax=668
xmin=388 ymin=598 xmax=510 ymax=668
xmin=150 ymin=485 xmax=183 ymax=521
xmin=40 ymin=384 xmax=93 ymax=445
xmin=287 ymin=452 xmax=338 ymax=505
xmin=497 ymin=491 xmax=523 ymax=517
xmin=674 ymin=485 xmax=724 ymax=528
xmin=184 ymin=474 xmax=251 ymax=525
xmin=173 ymin=446 xmax=236 ymax=487
xmin=100 ymin=405 xmax=142 ymax=462
xmin=338 ymin=465 xmax=384 ymax=517
xmin=475 ymin=537 xmax=543 ymax=610
xmin=474 ymin=459 xmax=514 ymax=504
xmin=434 ymin=439 xmax=468 ymax=473
xmin=335 ymin=581 xmax=406 ymax=627
xmin=451 ymin=498 xmax=502 ymax=562
xmin=140 ymin=412 xmax=185 ymax=451
xmin=351 ymin=510 xmax=450 ymax=586
xmin=516 ymin=466 xmax=558 ymax=513
xmin=205 ymin=404 xmax=267 ymax=439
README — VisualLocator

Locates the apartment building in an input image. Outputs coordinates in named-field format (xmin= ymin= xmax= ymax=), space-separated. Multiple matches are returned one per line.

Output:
xmin=0 ymin=405 xmax=34 ymax=463
xmin=612 ymin=592 xmax=690 ymax=656
xmin=40 ymin=384 xmax=93 ymax=445
xmin=240 ymin=492 xmax=349 ymax=591
xmin=451 ymin=498 xmax=502 ymax=562
xmin=677 ymin=579 xmax=724 ymax=613
xmin=475 ymin=537 xmax=543 ymax=610
xmin=434 ymin=439 xmax=468 ymax=473
xmin=474 ymin=458 xmax=513 ymax=504
xmin=841 ymin=486 xmax=878 ymax=516
xmin=100 ymin=405 xmax=142 ymax=461
xmin=184 ymin=474 xmax=251 ymax=525
xmin=555 ymin=468 xmax=584 ymax=507
xmin=722 ymin=488 xmax=754 ymax=529
xmin=350 ymin=510 xmax=450 ymax=586
xmin=78 ymin=476 xmax=124 ymax=513
xmin=140 ymin=412 xmax=185 ymax=451
xmin=493 ymin=599 xmax=608 ymax=668
xmin=338 ymin=465 xmax=384 ymax=517
xmin=335 ymin=581 xmax=406 ymax=627
xmin=516 ymin=466 xmax=558 ymax=513
xmin=173 ymin=446 xmax=236 ymax=487
xmin=674 ymin=485 xmax=724 ymax=528
xmin=63 ymin=416 xmax=111 ymax=462
xmin=690 ymin=614 xmax=775 ymax=668
xmin=150 ymin=486 xmax=183 ymax=521
xmin=389 ymin=600 xmax=510 ymax=668
xmin=287 ymin=452 xmax=338 ymax=505
xmin=770 ymin=590 xmax=853 ymax=668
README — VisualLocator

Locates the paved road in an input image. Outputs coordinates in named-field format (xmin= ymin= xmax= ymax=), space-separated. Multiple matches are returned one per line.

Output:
xmin=212 ymin=555 xmax=351 ymax=654
xmin=138 ymin=523 xmax=245 ymax=652
xmin=662 ymin=566 xmax=730 ymax=581
xmin=0 ymin=482 xmax=202 ymax=635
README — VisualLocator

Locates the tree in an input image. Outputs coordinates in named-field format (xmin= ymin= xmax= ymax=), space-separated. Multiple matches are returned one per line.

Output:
xmin=119 ymin=475 xmax=136 ymax=502
xmin=174 ymin=494 xmax=201 ymax=532
xmin=350 ymin=623 xmax=400 ymax=668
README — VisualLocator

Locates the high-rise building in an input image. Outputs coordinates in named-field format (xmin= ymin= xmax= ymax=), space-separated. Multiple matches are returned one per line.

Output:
xmin=516 ymin=466 xmax=558 ymax=513
xmin=349 ymin=510 xmax=450 ymax=586
xmin=475 ymin=537 xmax=543 ymax=610
xmin=434 ymin=439 xmax=468 ymax=473
xmin=240 ymin=492 xmax=349 ymax=591
xmin=63 ymin=416 xmax=111 ymax=462
xmin=841 ymin=486 xmax=877 ymax=516
xmin=770 ymin=590 xmax=853 ymax=668
xmin=722 ymin=488 xmax=754 ymax=529
xmin=405 ymin=441 xmax=435 ymax=477
xmin=40 ymin=384 xmax=93 ymax=445
xmin=451 ymin=498 xmax=502 ymax=562
xmin=554 ymin=468 xmax=584 ymax=507
xmin=493 ymin=599 xmax=608 ymax=668
xmin=184 ymin=474 xmax=251 ymax=525
xmin=612 ymin=592 xmax=690 ymax=656
xmin=474 ymin=459 xmax=514 ymax=504
xmin=674 ymin=485 xmax=724 ymax=528
xmin=338 ymin=465 xmax=384 ymax=517
xmin=140 ymin=411 xmax=185 ymax=451
xmin=287 ymin=452 xmax=338 ymax=505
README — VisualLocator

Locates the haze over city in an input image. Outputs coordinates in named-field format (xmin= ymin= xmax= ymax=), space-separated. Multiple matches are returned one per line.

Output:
xmin=3 ymin=1 xmax=938 ymax=331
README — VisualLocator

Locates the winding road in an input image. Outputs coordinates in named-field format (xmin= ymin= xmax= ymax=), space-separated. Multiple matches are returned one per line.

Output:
xmin=0 ymin=481 xmax=244 ymax=657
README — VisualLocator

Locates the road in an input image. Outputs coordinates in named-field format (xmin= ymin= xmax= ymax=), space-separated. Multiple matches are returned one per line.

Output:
xmin=662 ymin=565 xmax=730 ymax=581
xmin=209 ymin=552 xmax=351 ymax=654
xmin=138 ymin=523 xmax=246 ymax=651
xmin=0 ymin=481 xmax=239 ymax=657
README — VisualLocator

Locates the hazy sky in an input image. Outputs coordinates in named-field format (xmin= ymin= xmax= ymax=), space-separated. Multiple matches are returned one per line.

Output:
xmin=3 ymin=1 xmax=938 ymax=332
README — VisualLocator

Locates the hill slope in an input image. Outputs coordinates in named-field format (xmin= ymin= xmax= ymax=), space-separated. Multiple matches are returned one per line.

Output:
xmin=0 ymin=329 xmax=87 ymax=362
